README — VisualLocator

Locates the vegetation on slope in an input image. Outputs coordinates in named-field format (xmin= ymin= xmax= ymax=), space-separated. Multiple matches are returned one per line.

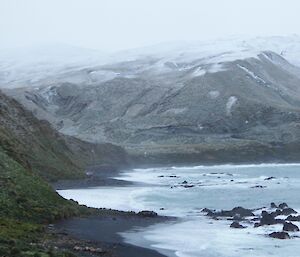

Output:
xmin=0 ymin=91 xmax=128 ymax=256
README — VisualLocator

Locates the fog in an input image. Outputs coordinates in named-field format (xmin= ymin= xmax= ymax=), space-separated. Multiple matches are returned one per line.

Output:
xmin=0 ymin=0 xmax=299 ymax=52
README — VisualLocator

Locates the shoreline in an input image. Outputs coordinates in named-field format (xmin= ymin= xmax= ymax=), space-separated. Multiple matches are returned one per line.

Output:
xmin=53 ymin=165 xmax=175 ymax=257
xmin=52 ymin=213 xmax=173 ymax=257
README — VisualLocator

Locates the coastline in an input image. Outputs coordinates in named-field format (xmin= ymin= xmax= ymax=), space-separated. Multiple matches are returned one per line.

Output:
xmin=52 ymin=165 xmax=174 ymax=257
xmin=52 ymin=214 xmax=173 ymax=257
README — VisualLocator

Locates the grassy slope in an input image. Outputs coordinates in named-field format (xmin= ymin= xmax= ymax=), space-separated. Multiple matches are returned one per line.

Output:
xmin=0 ymin=91 xmax=127 ymax=256
xmin=0 ymin=145 xmax=87 ymax=256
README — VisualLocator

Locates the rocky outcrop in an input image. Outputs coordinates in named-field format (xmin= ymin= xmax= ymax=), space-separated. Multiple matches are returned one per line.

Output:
xmin=203 ymin=203 xmax=300 ymax=240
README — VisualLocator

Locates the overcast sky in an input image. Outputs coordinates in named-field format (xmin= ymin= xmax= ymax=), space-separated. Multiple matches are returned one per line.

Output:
xmin=0 ymin=0 xmax=299 ymax=52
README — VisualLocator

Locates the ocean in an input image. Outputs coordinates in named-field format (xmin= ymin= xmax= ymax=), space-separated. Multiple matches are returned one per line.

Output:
xmin=58 ymin=163 xmax=300 ymax=257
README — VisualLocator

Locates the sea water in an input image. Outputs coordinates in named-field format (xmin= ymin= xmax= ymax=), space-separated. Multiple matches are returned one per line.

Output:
xmin=58 ymin=163 xmax=300 ymax=257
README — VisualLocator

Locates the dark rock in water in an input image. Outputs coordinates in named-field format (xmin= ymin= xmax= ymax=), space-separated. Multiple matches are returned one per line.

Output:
xmin=269 ymin=232 xmax=290 ymax=239
xmin=260 ymin=211 xmax=285 ymax=225
xmin=202 ymin=208 xmax=214 ymax=216
xmin=182 ymin=180 xmax=188 ymax=184
xmin=230 ymin=222 xmax=246 ymax=229
xmin=158 ymin=175 xmax=164 ymax=178
xmin=231 ymin=207 xmax=254 ymax=217
xmin=283 ymin=222 xmax=300 ymax=232
xmin=281 ymin=208 xmax=297 ymax=216
xmin=286 ymin=215 xmax=300 ymax=222
xmin=278 ymin=203 xmax=289 ymax=209
xmin=201 ymin=208 xmax=212 ymax=213
xmin=251 ymin=185 xmax=266 ymax=189
xmin=260 ymin=211 xmax=276 ymax=225
xmin=137 ymin=211 xmax=158 ymax=217
xmin=169 ymin=175 xmax=178 ymax=178
xmin=270 ymin=209 xmax=283 ymax=218
xmin=271 ymin=202 xmax=278 ymax=208
xmin=183 ymin=185 xmax=195 ymax=188
xmin=251 ymin=217 xmax=260 ymax=222
xmin=254 ymin=223 xmax=261 ymax=228
xmin=209 ymin=207 xmax=254 ymax=218
xmin=264 ymin=177 xmax=276 ymax=181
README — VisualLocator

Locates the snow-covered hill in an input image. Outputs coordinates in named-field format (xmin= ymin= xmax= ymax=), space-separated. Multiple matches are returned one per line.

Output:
xmin=3 ymin=35 xmax=300 ymax=163
xmin=1 ymin=35 xmax=300 ymax=88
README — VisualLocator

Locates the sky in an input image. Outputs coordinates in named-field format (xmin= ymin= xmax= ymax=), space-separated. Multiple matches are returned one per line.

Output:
xmin=0 ymin=0 xmax=300 ymax=52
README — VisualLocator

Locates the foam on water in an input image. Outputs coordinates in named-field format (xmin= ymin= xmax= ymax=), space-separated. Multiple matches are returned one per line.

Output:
xmin=58 ymin=163 xmax=300 ymax=257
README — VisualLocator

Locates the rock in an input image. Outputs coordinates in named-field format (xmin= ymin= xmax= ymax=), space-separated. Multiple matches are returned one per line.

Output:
xmin=182 ymin=180 xmax=188 ymax=184
xmin=231 ymin=207 xmax=254 ymax=217
xmin=260 ymin=211 xmax=276 ymax=225
xmin=269 ymin=232 xmax=290 ymax=239
xmin=270 ymin=209 xmax=283 ymax=218
xmin=201 ymin=208 xmax=214 ymax=216
xmin=184 ymin=185 xmax=195 ymax=188
xmin=278 ymin=203 xmax=289 ymax=209
xmin=283 ymin=222 xmax=299 ymax=232
xmin=209 ymin=207 xmax=254 ymax=218
xmin=230 ymin=222 xmax=246 ymax=229
xmin=158 ymin=175 xmax=164 ymax=178
xmin=137 ymin=210 xmax=158 ymax=217
xmin=281 ymin=208 xmax=297 ymax=216
xmin=254 ymin=223 xmax=261 ymax=228
xmin=264 ymin=177 xmax=276 ymax=180
xmin=270 ymin=202 xmax=278 ymax=208
xmin=251 ymin=185 xmax=266 ymax=188
xmin=286 ymin=215 xmax=300 ymax=222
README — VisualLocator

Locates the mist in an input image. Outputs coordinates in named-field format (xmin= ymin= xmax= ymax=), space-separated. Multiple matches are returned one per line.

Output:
xmin=1 ymin=0 xmax=300 ymax=52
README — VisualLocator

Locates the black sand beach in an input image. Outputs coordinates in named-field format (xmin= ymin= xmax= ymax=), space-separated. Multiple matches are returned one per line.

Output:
xmin=53 ymin=165 xmax=173 ymax=257
xmin=53 ymin=214 xmax=172 ymax=257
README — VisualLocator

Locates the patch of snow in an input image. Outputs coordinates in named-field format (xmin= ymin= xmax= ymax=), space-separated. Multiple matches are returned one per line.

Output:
xmin=163 ymin=108 xmax=187 ymax=115
xmin=89 ymin=70 xmax=119 ymax=83
xmin=208 ymin=91 xmax=220 ymax=99
xmin=226 ymin=96 xmax=238 ymax=116
xmin=237 ymin=64 xmax=266 ymax=84
xmin=192 ymin=67 xmax=206 ymax=77
xmin=208 ymin=63 xmax=226 ymax=73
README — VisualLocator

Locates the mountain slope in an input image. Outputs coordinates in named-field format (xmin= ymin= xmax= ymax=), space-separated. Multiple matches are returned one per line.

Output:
xmin=0 ymin=91 xmax=127 ymax=181
xmin=3 ymin=36 xmax=300 ymax=163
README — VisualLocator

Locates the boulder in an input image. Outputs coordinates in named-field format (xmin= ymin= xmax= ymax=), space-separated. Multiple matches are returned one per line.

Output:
xmin=260 ymin=211 xmax=276 ymax=225
xmin=281 ymin=208 xmax=297 ymax=216
xmin=269 ymin=232 xmax=290 ymax=239
xmin=278 ymin=203 xmax=289 ymax=209
xmin=264 ymin=177 xmax=276 ymax=181
xmin=230 ymin=222 xmax=246 ymax=229
xmin=270 ymin=209 xmax=283 ymax=218
xmin=286 ymin=215 xmax=300 ymax=222
xmin=283 ymin=222 xmax=299 ymax=232
xmin=270 ymin=202 xmax=278 ymax=208
xmin=231 ymin=207 xmax=254 ymax=217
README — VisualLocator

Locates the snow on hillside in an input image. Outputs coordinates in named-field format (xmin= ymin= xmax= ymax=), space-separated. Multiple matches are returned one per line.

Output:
xmin=1 ymin=35 xmax=300 ymax=88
